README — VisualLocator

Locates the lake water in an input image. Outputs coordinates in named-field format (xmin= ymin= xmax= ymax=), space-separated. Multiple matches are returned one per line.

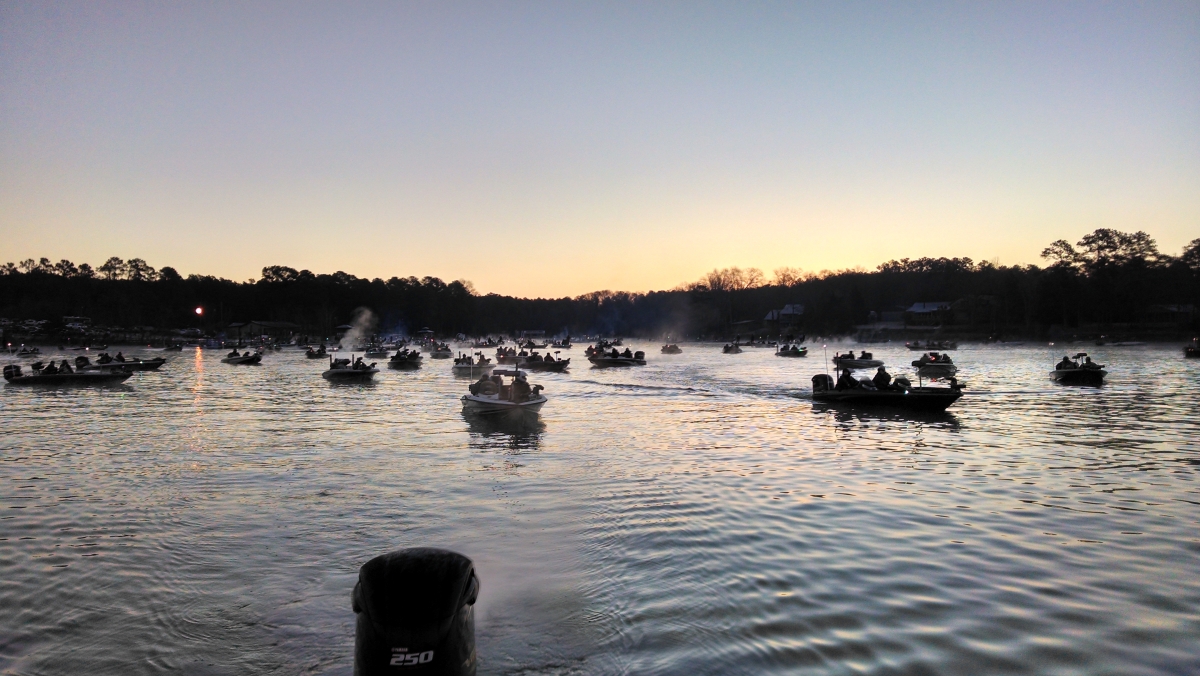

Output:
xmin=1 ymin=342 xmax=1197 ymax=675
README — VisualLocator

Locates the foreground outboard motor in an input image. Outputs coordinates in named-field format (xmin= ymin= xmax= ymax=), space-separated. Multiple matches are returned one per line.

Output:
xmin=3 ymin=364 xmax=21 ymax=381
xmin=352 ymin=548 xmax=479 ymax=676
xmin=812 ymin=374 xmax=833 ymax=392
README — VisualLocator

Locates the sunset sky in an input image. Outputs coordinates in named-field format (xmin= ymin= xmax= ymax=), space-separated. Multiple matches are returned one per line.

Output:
xmin=1 ymin=1 xmax=1197 ymax=298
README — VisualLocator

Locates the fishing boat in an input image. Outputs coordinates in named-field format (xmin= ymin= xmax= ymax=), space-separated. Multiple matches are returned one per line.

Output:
xmin=1050 ymin=353 xmax=1107 ymax=385
xmin=911 ymin=352 xmax=958 ymax=378
xmin=521 ymin=352 xmax=570 ymax=372
xmin=221 ymin=350 xmax=262 ymax=365
xmin=550 ymin=339 xmax=572 ymax=349
xmin=452 ymin=352 xmax=495 ymax=377
xmin=388 ymin=349 xmax=423 ymax=369
xmin=322 ymin=356 xmax=378 ymax=381
xmin=722 ymin=343 xmax=742 ymax=354
xmin=76 ymin=355 xmax=166 ymax=371
xmin=15 ymin=346 xmax=41 ymax=356
xmin=588 ymin=349 xmax=647 ymax=367
xmin=429 ymin=343 xmax=453 ymax=359
xmin=4 ymin=363 xmax=133 ymax=385
xmin=363 ymin=345 xmax=390 ymax=358
xmin=461 ymin=371 xmax=546 ymax=417
xmin=661 ymin=344 xmax=683 ymax=354
xmin=831 ymin=351 xmax=884 ymax=369
xmin=775 ymin=344 xmax=808 ymax=358
xmin=519 ymin=340 xmax=548 ymax=349
xmin=811 ymin=373 xmax=962 ymax=412
xmin=1185 ymin=338 xmax=1199 ymax=358
xmin=305 ymin=345 xmax=328 ymax=359
xmin=905 ymin=340 xmax=958 ymax=351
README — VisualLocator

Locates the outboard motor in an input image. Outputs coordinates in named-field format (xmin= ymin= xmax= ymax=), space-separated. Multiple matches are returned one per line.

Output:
xmin=633 ymin=351 xmax=645 ymax=359
xmin=811 ymin=374 xmax=833 ymax=392
xmin=352 ymin=548 xmax=478 ymax=676
xmin=3 ymin=364 xmax=21 ymax=381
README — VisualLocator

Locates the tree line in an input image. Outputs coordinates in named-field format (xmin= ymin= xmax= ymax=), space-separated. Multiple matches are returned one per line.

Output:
xmin=2 ymin=229 xmax=1197 ymax=339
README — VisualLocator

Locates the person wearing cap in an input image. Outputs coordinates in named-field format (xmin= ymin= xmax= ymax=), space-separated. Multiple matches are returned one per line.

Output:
xmin=873 ymin=365 xmax=892 ymax=390
xmin=1056 ymin=355 xmax=1075 ymax=370
xmin=511 ymin=374 xmax=532 ymax=402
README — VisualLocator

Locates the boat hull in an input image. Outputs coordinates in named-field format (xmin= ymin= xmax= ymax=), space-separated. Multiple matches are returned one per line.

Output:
xmin=776 ymin=350 xmax=808 ymax=358
xmin=914 ymin=364 xmax=958 ymax=378
xmin=5 ymin=371 xmax=133 ymax=385
xmin=588 ymin=357 xmax=646 ymax=367
xmin=452 ymin=364 xmax=495 ymax=377
xmin=1050 ymin=369 xmax=1106 ymax=384
xmin=812 ymin=387 xmax=962 ymax=412
xmin=832 ymin=358 xmax=884 ymax=369
xmin=522 ymin=360 xmax=569 ymax=372
xmin=322 ymin=368 xmax=378 ymax=380
xmin=82 ymin=358 xmax=165 ymax=372
xmin=461 ymin=394 xmax=546 ymax=416
xmin=221 ymin=355 xmax=262 ymax=365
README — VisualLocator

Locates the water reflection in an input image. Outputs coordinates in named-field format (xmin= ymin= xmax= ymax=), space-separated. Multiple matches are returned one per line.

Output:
xmin=462 ymin=411 xmax=545 ymax=450
xmin=810 ymin=401 xmax=962 ymax=429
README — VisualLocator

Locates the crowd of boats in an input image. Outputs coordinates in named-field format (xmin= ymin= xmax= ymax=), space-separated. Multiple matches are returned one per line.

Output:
xmin=4 ymin=337 xmax=1198 ymax=418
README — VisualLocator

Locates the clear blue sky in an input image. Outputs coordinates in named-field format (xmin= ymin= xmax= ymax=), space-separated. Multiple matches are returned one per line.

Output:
xmin=2 ymin=1 xmax=1197 ymax=297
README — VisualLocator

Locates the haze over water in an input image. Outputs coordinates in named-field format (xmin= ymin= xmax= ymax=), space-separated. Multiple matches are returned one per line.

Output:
xmin=1 ymin=343 xmax=1197 ymax=674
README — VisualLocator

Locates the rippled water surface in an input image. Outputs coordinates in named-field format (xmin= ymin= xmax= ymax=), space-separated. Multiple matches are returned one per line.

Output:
xmin=2 ymin=343 xmax=1198 ymax=675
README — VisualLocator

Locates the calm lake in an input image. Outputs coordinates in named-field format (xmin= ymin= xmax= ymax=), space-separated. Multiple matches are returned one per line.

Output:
xmin=1 ymin=342 xmax=1197 ymax=675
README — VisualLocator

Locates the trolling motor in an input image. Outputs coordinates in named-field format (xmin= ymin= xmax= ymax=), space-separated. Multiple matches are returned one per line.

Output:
xmin=352 ymin=548 xmax=479 ymax=676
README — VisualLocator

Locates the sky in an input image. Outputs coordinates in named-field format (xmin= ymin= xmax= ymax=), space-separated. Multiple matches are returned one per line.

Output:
xmin=1 ymin=1 xmax=1197 ymax=298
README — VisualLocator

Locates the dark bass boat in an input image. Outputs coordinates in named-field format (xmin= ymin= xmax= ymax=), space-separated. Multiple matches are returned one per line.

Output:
xmin=388 ymin=348 xmax=423 ymax=369
xmin=775 ymin=344 xmax=808 ymax=358
xmin=363 ymin=345 xmax=390 ymax=358
xmin=661 ymin=344 xmax=683 ymax=354
xmin=78 ymin=353 xmax=165 ymax=371
xmin=306 ymin=345 xmax=329 ymax=359
xmin=452 ymin=352 xmax=495 ymax=377
xmin=911 ymin=352 xmax=957 ymax=378
xmin=832 ymin=351 xmax=884 ymax=369
xmin=1050 ymin=353 xmax=1107 ymax=385
xmin=429 ymin=343 xmax=454 ymax=359
xmin=462 ymin=370 xmax=546 ymax=416
xmin=4 ymin=363 xmax=132 ymax=385
xmin=906 ymin=340 xmax=958 ymax=351
xmin=1185 ymin=338 xmax=1199 ymax=358
xmin=587 ymin=348 xmax=646 ymax=367
xmin=221 ymin=350 xmax=263 ymax=365
xmin=322 ymin=356 xmax=378 ymax=381
xmin=811 ymin=373 xmax=962 ymax=412
xmin=722 ymin=343 xmax=743 ymax=354
xmin=521 ymin=351 xmax=570 ymax=372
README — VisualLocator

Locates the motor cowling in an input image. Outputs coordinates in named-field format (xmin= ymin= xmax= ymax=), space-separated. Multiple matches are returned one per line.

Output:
xmin=634 ymin=351 xmax=645 ymax=359
xmin=812 ymin=374 xmax=833 ymax=392
xmin=352 ymin=548 xmax=478 ymax=676
xmin=3 ymin=364 xmax=21 ymax=381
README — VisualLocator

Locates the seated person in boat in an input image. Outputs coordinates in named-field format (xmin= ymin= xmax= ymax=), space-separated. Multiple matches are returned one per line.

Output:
xmin=114 ymin=352 xmax=125 ymax=362
xmin=1081 ymin=356 xmax=1102 ymax=370
xmin=1055 ymin=356 xmax=1076 ymax=370
xmin=610 ymin=348 xmax=620 ymax=358
xmin=511 ymin=375 xmax=532 ymax=402
xmin=98 ymin=353 xmax=113 ymax=364
xmin=228 ymin=349 xmax=240 ymax=358
xmin=859 ymin=351 xmax=872 ymax=360
xmin=873 ymin=366 xmax=892 ymax=390
xmin=42 ymin=361 xmax=59 ymax=375
xmin=835 ymin=368 xmax=859 ymax=390
xmin=622 ymin=348 xmax=634 ymax=358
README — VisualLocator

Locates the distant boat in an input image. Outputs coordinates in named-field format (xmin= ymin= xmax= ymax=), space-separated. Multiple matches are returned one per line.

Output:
xmin=832 ymin=351 xmax=883 ymax=369
xmin=911 ymin=352 xmax=957 ymax=378
xmin=775 ymin=344 xmax=808 ymax=358
xmin=322 ymin=356 xmax=378 ymax=381
xmin=221 ymin=351 xmax=262 ymax=365
xmin=388 ymin=349 xmax=423 ymax=369
xmin=461 ymin=371 xmax=546 ymax=416
xmin=4 ymin=363 xmax=132 ymax=386
xmin=452 ymin=352 xmax=495 ymax=377
xmin=588 ymin=350 xmax=646 ymax=367
xmin=661 ymin=344 xmax=683 ymax=354
xmin=1050 ymin=353 xmax=1106 ymax=385
xmin=811 ymin=374 xmax=962 ymax=412
xmin=77 ymin=355 xmax=165 ymax=372
xmin=722 ymin=344 xmax=742 ymax=354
